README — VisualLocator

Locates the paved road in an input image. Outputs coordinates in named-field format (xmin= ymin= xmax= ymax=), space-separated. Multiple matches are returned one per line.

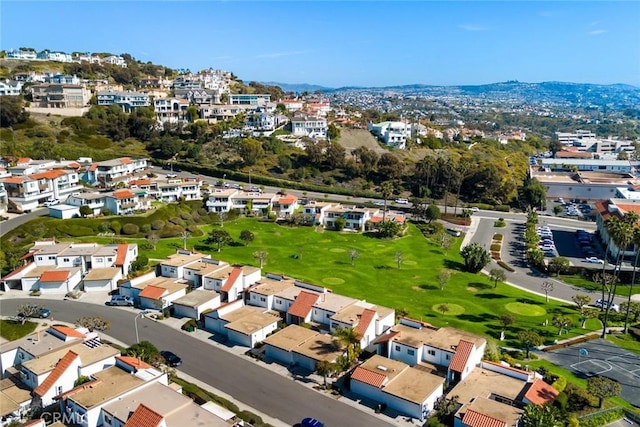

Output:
xmin=0 ymin=208 xmax=49 ymax=236
xmin=469 ymin=215 xmax=624 ymax=305
xmin=0 ymin=298 xmax=393 ymax=427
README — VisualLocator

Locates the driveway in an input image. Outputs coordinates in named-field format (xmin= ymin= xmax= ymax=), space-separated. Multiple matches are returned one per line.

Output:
xmin=537 ymin=338 xmax=640 ymax=407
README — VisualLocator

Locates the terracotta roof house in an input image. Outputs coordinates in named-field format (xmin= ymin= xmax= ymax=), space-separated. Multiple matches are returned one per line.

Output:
xmin=350 ymin=354 xmax=444 ymax=422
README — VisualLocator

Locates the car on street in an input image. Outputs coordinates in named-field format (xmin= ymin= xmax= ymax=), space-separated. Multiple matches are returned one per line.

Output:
xmin=44 ymin=200 xmax=60 ymax=207
xmin=372 ymin=200 xmax=385 ymax=206
xmin=106 ymin=295 xmax=135 ymax=306
xmin=17 ymin=305 xmax=51 ymax=319
xmin=594 ymin=299 xmax=620 ymax=312
xmin=301 ymin=418 xmax=325 ymax=427
xmin=166 ymin=173 xmax=177 ymax=178
xmin=160 ymin=350 xmax=182 ymax=367
xmin=469 ymin=207 xmax=480 ymax=212
xmin=395 ymin=198 xmax=409 ymax=204
xmin=585 ymin=257 xmax=605 ymax=264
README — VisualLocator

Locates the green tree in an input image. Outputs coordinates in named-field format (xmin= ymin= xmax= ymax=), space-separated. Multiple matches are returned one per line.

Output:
xmin=580 ymin=307 xmax=599 ymax=328
xmin=624 ymin=228 xmax=640 ymax=333
xmin=206 ymin=229 xmax=232 ymax=252
xmin=380 ymin=181 xmax=394 ymax=223
xmin=239 ymin=230 xmax=255 ymax=245
xmin=522 ymin=403 xmax=563 ymax=427
xmin=253 ymin=250 xmax=268 ymax=268
xmin=438 ymin=303 xmax=449 ymax=317
xmin=124 ymin=340 xmax=160 ymax=364
xmin=377 ymin=220 xmax=401 ymax=238
xmin=548 ymin=257 xmax=570 ymax=277
xmin=74 ymin=375 xmax=92 ymax=387
xmin=553 ymin=205 xmax=564 ymax=216
xmin=425 ymin=204 xmax=441 ymax=223
xmin=552 ymin=314 xmax=572 ymax=335
xmin=521 ymin=177 xmax=546 ymax=211
xmin=0 ymin=96 xmax=30 ymax=127
xmin=489 ymin=268 xmax=507 ymax=288
xmin=587 ymin=376 xmax=621 ymax=408
xmin=186 ymin=106 xmax=199 ymax=123
xmin=460 ymin=243 xmax=490 ymax=273
xmin=499 ymin=314 xmax=515 ymax=332
xmin=327 ymin=123 xmax=340 ymax=141
xmin=349 ymin=249 xmax=360 ymax=266
xmin=549 ymin=140 xmax=563 ymax=157
xmin=437 ymin=269 xmax=451 ymax=291
xmin=518 ymin=330 xmax=543 ymax=358
xmin=16 ymin=304 xmax=44 ymax=325
xmin=333 ymin=327 xmax=360 ymax=366
xmin=238 ymin=138 xmax=264 ymax=166
xmin=79 ymin=205 xmax=92 ymax=218
xmin=316 ymin=360 xmax=337 ymax=386
xmin=571 ymin=294 xmax=591 ymax=310
xmin=334 ymin=216 xmax=346 ymax=231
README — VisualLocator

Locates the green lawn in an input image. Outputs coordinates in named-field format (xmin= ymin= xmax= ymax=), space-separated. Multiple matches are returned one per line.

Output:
xmin=0 ymin=319 xmax=38 ymax=341
xmin=73 ymin=218 xmax=607 ymax=348
xmin=561 ymin=274 xmax=632 ymax=297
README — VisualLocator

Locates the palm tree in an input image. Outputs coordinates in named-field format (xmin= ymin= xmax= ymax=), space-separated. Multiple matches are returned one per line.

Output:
xmin=380 ymin=181 xmax=394 ymax=223
xmin=316 ymin=360 xmax=336 ymax=387
xmin=601 ymin=218 xmax=633 ymax=338
xmin=624 ymin=225 xmax=640 ymax=333
xmin=599 ymin=217 xmax=621 ymax=302
xmin=333 ymin=327 xmax=361 ymax=366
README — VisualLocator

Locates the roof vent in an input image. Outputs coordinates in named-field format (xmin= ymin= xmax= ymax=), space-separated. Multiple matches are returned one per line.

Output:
xmin=376 ymin=365 xmax=388 ymax=371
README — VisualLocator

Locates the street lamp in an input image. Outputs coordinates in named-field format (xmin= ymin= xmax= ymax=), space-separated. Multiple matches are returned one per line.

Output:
xmin=134 ymin=311 xmax=150 ymax=343
xmin=223 ymin=174 xmax=226 ymax=186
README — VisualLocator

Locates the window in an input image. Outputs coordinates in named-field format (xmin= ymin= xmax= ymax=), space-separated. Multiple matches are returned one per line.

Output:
xmin=408 ymin=349 xmax=415 ymax=356
xmin=63 ymin=258 xmax=69 ymax=262
xmin=446 ymin=354 xmax=451 ymax=360
xmin=395 ymin=345 xmax=400 ymax=351
xmin=428 ymin=349 xmax=435 ymax=356
xmin=260 ymin=297 xmax=266 ymax=302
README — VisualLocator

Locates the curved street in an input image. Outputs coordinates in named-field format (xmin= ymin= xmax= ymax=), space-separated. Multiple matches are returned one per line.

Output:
xmin=0 ymin=298 xmax=394 ymax=427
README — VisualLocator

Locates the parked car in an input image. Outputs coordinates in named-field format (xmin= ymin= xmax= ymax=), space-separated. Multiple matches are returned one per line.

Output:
xmin=301 ymin=418 xmax=325 ymax=427
xmin=106 ymin=295 xmax=134 ymax=306
xmin=585 ymin=257 xmax=605 ymax=264
xmin=470 ymin=207 xmax=480 ymax=212
xmin=17 ymin=305 xmax=51 ymax=319
xmin=44 ymin=200 xmax=60 ymax=207
xmin=395 ymin=198 xmax=409 ymax=204
xmin=166 ymin=173 xmax=177 ymax=178
xmin=594 ymin=299 xmax=620 ymax=312
xmin=160 ymin=350 xmax=182 ymax=367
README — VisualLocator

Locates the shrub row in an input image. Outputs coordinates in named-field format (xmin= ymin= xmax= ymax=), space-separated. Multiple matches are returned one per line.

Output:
xmin=542 ymin=333 xmax=600 ymax=352
xmin=497 ymin=261 xmax=515 ymax=272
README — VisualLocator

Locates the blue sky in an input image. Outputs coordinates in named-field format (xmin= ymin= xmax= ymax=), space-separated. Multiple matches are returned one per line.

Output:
xmin=2 ymin=1 xmax=639 ymax=87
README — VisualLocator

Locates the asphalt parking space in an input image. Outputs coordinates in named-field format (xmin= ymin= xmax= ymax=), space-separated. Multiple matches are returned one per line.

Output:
xmin=539 ymin=338 xmax=640 ymax=407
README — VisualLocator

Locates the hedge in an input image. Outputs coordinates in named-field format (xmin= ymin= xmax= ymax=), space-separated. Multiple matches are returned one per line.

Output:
xmin=497 ymin=261 xmax=515 ymax=272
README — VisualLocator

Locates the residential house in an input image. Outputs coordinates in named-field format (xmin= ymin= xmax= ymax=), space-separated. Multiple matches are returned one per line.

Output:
xmin=64 ymin=192 xmax=108 ymax=216
xmin=305 ymin=101 xmax=332 ymax=117
xmin=98 ymin=380 xmax=232 ymax=427
xmin=0 ymin=375 xmax=32 ymax=426
xmin=199 ymin=104 xmax=255 ymax=121
xmin=102 ymin=55 xmax=127 ymax=67
xmin=120 ymin=276 xmax=188 ymax=310
xmin=156 ymin=178 xmax=203 ymax=202
xmin=62 ymin=364 xmax=167 ymax=427
xmin=181 ymin=258 xmax=229 ymax=289
xmin=203 ymin=300 xmax=280 ymax=347
xmin=595 ymin=199 xmax=640 ymax=260
xmin=36 ymin=51 xmax=73 ymax=62
xmin=0 ymin=80 xmax=24 ymax=96
xmin=6 ymin=49 xmax=37 ymax=60
xmin=35 ymin=268 xmax=82 ymax=294
xmin=45 ymin=74 xmax=80 ymax=85
xmin=82 ymin=267 xmax=122 ymax=293
xmin=201 ymin=265 xmax=261 ymax=302
xmin=350 ymin=354 xmax=444 ymax=421
xmin=291 ymin=114 xmax=327 ymax=139
xmin=104 ymin=189 xmax=150 ymax=215
xmin=172 ymin=290 xmax=221 ymax=320
xmin=97 ymin=91 xmax=149 ymax=112
xmin=322 ymin=205 xmax=379 ymax=231
xmin=368 ymin=121 xmax=411 ymax=149
xmin=154 ymin=98 xmax=190 ymax=124
xmin=263 ymin=325 xmax=344 ymax=371
xmin=229 ymin=93 xmax=270 ymax=105
xmin=302 ymin=201 xmax=335 ymax=225
xmin=247 ymin=274 xmax=298 ymax=311
xmin=85 ymin=157 xmax=148 ymax=187
xmin=31 ymin=84 xmax=90 ymax=108
xmin=330 ymin=303 xmax=395 ymax=348
xmin=374 ymin=318 xmax=486 ymax=383
xmin=1 ymin=168 xmax=82 ymax=212
xmin=205 ymin=188 xmax=237 ymax=213
xmin=449 ymin=361 xmax=557 ymax=427
xmin=229 ymin=190 xmax=277 ymax=215
xmin=23 ymin=338 xmax=119 ymax=407
xmin=159 ymin=250 xmax=211 ymax=279
xmin=272 ymin=194 xmax=299 ymax=218
xmin=281 ymin=99 xmax=303 ymax=112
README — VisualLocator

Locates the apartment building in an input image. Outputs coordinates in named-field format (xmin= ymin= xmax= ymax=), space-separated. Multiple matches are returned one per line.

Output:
xmin=0 ymin=80 xmax=24 ymax=96
xmin=97 ymin=90 xmax=149 ymax=112
xmin=0 ymin=168 xmax=82 ymax=212
xmin=31 ymin=84 xmax=90 ymax=108
xmin=154 ymin=98 xmax=190 ymax=124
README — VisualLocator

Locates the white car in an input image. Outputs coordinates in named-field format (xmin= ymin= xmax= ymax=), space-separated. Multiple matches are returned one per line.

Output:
xmin=166 ymin=173 xmax=177 ymax=178
xmin=44 ymin=200 xmax=60 ymax=207
xmin=585 ymin=257 xmax=605 ymax=264
xmin=470 ymin=207 xmax=480 ymax=212
xmin=372 ymin=200 xmax=385 ymax=206
xmin=594 ymin=299 xmax=619 ymax=312
xmin=395 ymin=198 xmax=409 ymax=204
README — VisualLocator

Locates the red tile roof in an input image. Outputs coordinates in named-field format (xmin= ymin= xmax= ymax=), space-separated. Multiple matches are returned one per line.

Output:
xmin=221 ymin=266 xmax=243 ymax=293
xmin=113 ymin=189 xmax=135 ymax=199
xmin=278 ymin=195 xmax=298 ymax=204
xmin=351 ymin=366 xmax=387 ymax=388
xmin=525 ymin=378 xmax=559 ymax=406
xmin=17 ymin=157 xmax=31 ymax=164
xmin=354 ymin=308 xmax=377 ymax=338
xmin=114 ymin=243 xmax=128 ymax=266
xmin=89 ymin=164 xmax=98 ymax=171
xmin=68 ymin=162 xmax=81 ymax=169
xmin=462 ymin=409 xmax=507 ymax=427
xmin=34 ymin=350 xmax=79 ymax=397
xmin=615 ymin=203 xmax=640 ymax=216
xmin=51 ymin=325 xmax=85 ymax=339
xmin=20 ymin=250 xmax=38 ymax=260
xmin=30 ymin=169 xmax=66 ymax=180
xmin=56 ymin=379 xmax=101 ymax=400
xmin=124 ymin=403 xmax=164 ymax=427
xmin=372 ymin=330 xmax=400 ymax=345
xmin=139 ymin=285 xmax=167 ymax=300
xmin=39 ymin=270 xmax=70 ymax=282
xmin=130 ymin=179 xmax=151 ymax=186
xmin=2 ymin=262 xmax=34 ymax=280
xmin=2 ymin=176 xmax=25 ymax=184
xmin=449 ymin=339 xmax=475 ymax=373
xmin=287 ymin=290 xmax=319 ymax=319
xmin=120 ymin=157 xmax=132 ymax=165
xmin=116 ymin=355 xmax=152 ymax=370
xmin=555 ymin=151 xmax=593 ymax=159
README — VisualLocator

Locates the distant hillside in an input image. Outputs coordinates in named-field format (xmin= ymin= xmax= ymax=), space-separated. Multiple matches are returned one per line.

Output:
xmin=260 ymin=81 xmax=334 ymax=94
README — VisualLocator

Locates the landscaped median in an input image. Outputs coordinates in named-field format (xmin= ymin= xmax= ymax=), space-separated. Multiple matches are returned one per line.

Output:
xmin=490 ymin=233 xmax=515 ymax=272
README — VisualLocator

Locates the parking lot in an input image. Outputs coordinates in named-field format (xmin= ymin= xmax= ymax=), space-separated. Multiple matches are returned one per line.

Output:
xmin=539 ymin=338 xmax=640 ymax=407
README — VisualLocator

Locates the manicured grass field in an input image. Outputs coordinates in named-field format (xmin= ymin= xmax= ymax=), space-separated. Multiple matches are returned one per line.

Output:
xmin=0 ymin=319 xmax=38 ymax=341
xmin=72 ymin=218 xmax=605 ymax=348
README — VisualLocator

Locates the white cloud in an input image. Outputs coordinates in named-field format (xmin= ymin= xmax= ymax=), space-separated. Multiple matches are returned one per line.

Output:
xmin=588 ymin=29 xmax=607 ymax=36
xmin=457 ymin=24 xmax=488 ymax=32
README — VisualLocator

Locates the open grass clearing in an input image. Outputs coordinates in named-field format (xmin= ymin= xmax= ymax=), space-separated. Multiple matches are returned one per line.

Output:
xmin=0 ymin=319 xmax=38 ymax=341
